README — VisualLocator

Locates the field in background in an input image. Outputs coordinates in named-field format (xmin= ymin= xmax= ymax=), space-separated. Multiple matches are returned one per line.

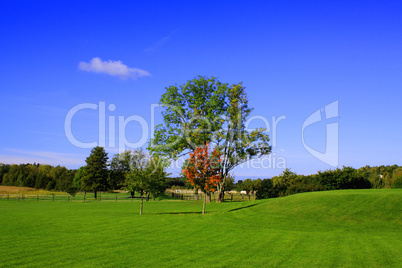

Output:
xmin=0 ymin=186 xmax=127 ymax=201
xmin=0 ymin=186 xmax=67 ymax=195
xmin=0 ymin=189 xmax=401 ymax=267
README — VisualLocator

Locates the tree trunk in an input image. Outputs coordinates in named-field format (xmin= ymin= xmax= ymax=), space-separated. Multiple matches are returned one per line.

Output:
xmin=206 ymin=192 xmax=211 ymax=203
xmin=140 ymin=193 xmax=144 ymax=215
xmin=94 ymin=190 xmax=97 ymax=199
xmin=216 ymin=178 xmax=226 ymax=203
xmin=194 ymin=187 xmax=199 ymax=200
xmin=130 ymin=191 xmax=135 ymax=198
xmin=216 ymin=189 xmax=224 ymax=203
xmin=202 ymin=192 xmax=206 ymax=215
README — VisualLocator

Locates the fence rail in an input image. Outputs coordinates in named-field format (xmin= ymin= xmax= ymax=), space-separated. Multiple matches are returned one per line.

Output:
xmin=0 ymin=193 xmax=141 ymax=202
xmin=0 ymin=192 xmax=256 ymax=202
xmin=167 ymin=191 xmax=256 ymax=202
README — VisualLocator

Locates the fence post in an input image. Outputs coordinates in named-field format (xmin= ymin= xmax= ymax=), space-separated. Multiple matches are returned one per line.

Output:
xmin=37 ymin=195 xmax=39 ymax=201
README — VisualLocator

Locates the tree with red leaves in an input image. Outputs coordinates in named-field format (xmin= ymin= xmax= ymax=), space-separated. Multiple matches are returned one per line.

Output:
xmin=182 ymin=142 xmax=222 ymax=214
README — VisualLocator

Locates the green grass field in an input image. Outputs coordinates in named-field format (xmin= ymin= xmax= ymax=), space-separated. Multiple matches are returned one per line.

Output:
xmin=0 ymin=189 xmax=401 ymax=267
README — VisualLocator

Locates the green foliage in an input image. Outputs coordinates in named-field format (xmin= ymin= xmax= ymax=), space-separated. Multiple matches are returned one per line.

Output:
xmin=255 ymin=167 xmax=372 ymax=199
xmin=65 ymin=185 xmax=79 ymax=196
xmin=73 ymin=166 xmax=84 ymax=189
xmin=166 ymin=176 xmax=187 ymax=188
xmin=315 ymin=166 xmax=371 ymax=190
xmin=0 ymin=163 xmax=77 ymax=192
xmin=256 ymin=178 xmax=276 ymax=199
xmin=149 ymin=76 xmax=229 ymax=157
xmin=125 ymin=150 xmax=169 ymax=200
xmin=235 ymin=179 xmax=243 ymax=192
xmin=149 ymin=76 xmax=272 ymax=202
xmin=0 ymin=163 xmax=10 ymax=184
xmin=109 ymin=151 xmax=131 ymax=190
xmin=392 ymin=168 xmax=402 ymax=188
xmin=357 ymin=164 xmax=400 ymax=188
xmin=392 ymin=177 xmax=402 ymax=188
xmin=241 ymin=178 xmax=254 ymax=193
xmin=224 ymin=173 xmax=235 ymax=191
xmin=382 ymin=172 xmax=392 ymax=188
xmin=125 ymin=150 xmax=169 ymax=215
xmin=369 ymin=173 xmax=385 ymax=189
xmin=81 ymin=146 xmax=109 ymax=198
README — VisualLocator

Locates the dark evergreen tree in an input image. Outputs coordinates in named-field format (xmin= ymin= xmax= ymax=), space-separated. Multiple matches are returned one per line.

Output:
xmin=81 ymin=146 xmax=109 ymax=199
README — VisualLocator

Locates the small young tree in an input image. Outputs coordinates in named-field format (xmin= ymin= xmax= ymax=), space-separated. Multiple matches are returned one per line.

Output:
xmin=182 ymin=142 xmax=222 ymax=214
xmin=146 ymin=155 xmax=169 ymax=200
xmin=125 ymin=150 xmax=168 ymax=215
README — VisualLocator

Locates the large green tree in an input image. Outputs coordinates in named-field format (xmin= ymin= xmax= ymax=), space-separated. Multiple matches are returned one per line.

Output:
xmin=149 ymin=76 xmax=271 ymax=202
xmin=81 ymin=146 xmax=109 ymax=199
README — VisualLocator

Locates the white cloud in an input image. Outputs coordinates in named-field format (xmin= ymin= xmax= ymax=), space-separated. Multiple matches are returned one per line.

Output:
xmin=78 ymin=57 xmax=151 ymax=80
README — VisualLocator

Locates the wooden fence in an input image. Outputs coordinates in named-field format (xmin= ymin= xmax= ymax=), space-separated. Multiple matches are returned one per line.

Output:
xmin=0 ymin=192 xmax=256 ymax=202
xmin=0 ymin=193 xmax=140 ymax=202
xmin=168 ymin=191 xmax=256 ymax=201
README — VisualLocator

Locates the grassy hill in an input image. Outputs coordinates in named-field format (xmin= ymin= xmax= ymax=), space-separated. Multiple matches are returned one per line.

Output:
xmin=0 ymin=189 xmax=401 ymax=267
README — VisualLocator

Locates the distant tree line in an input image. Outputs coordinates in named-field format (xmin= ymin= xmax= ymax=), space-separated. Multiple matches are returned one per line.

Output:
xmin=1 ymin=159 xmax=401 ymax=205
xmin=164 ymin=164 xmax=402 ymax=199
xmin=0 ymin=147 xmax=170 ymax=202
xmin=0 ymin=162 xmax=77 ymax=193
xmin=236 ymin=165 xmax=402 ymax=200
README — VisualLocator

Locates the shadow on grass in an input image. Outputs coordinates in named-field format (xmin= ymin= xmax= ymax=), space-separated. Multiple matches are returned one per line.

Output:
xmin=228 ymin=203 xmax=260 ymax=212
xmin=156 ymin=211 xmax=209 ymax=215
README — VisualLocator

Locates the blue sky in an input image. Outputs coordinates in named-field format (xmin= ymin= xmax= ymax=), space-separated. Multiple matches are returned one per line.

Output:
xmin=1 ymin=0 xmax=401 ymax=178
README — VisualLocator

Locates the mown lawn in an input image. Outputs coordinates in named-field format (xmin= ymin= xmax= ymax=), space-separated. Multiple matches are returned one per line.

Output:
xmin=0 ymin=189 xmax=401 ymax=267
